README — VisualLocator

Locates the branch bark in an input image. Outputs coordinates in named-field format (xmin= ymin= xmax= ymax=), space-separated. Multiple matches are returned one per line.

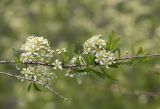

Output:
xmin=116 ymin=54 xmax=160 ymax=61
xmin=0 ymin=72 xmax=70 ymax=102
xmin=0 ymin=54 xmax=159 ymax=68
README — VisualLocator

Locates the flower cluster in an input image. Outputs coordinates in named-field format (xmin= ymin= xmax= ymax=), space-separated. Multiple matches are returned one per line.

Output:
xmin=21 ymin=65 xmax=56 ymax=85
xmin=95 ymin=50 xmax=116 ymax=68
xmin=83 ymin=35 xmax=116 ymax=68
xmin=65 ymin=55 xmax=87 ymax=78
xmin=65 ymin=71 xmax=87 ymax=78
xmin=70 ymin=55 xmax=86 ymax=66
xmin=52 ymin=59 xmax=63 ymax=70
xmin=56 ymin=48 xmax=67 ymax=54
xmin=19 ymin=36 xmax=58 ymax=85
xmin=20 ymin=36 xmax=54 ymax=63
xmin=83 ymin=35 xmax=106 ymax=54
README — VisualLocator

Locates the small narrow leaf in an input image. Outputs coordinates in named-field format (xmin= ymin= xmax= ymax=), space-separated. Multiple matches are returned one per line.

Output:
xmin=76 ymin=74 xmax=83 ymax=85
xmin=99 ymin=67 xmax=117 ymax=81
xmin=106 ymin=32 xmax=113 ymax=50
xmin=136 ymin=47 xmax=143 ymax=55
xmin=113 ymin=48 xmax=121 ymax=58
xmin=131 ymin=44 xmax=135 ymax=55
xmin=82 ymin=54 xmax=95 ymax=65
xmin=33 ymin=82 xmax=41 ymax=92
xmin=28 ymin=82 xmax=32 ymax=93
xmin=82 ymin=55 xmax=90 ymax=65
xmin=66 ymin=44 xmax=75 ymax=61
xmin=106 ymin=32 xmax=120 ymax=51
xmin=15 ymin=57 xmax=20 ymax=63
xmin=111 ymin=37 xmax=120 ymax=50
xmin=89 ymin=68 xmax=106 ymax=78
xmin=109 ymin=64 xmax=119 ymax=68
xmin=15 ymin=57 xmax=23 ymax=70
xmin=12 ymin=48 xmax=21 ymax=57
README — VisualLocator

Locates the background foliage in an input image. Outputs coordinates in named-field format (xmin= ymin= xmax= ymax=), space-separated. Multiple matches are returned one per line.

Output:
xmin=0 ymin=0 xmax=160 ymax=109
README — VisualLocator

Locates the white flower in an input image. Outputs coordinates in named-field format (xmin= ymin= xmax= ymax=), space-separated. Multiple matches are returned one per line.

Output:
xmin=65 ymin=72 xmax=87 ymax=79
xmin=70 ymin=57 xmax=77 ymax=65
xmin=56 ymin=48 xmax=67 ymax=54
xmin=52 ymin=59 xmax=63 ymax=70
xmin=56 ymin=49 xmax=61 ymax=54
xmin=83 ymin=35 xmax=106 ymax=54
xmin=19 ymin=36 xmax=56 ymax=85
xmin=65 ymin=73 xmax=76 ymax=78
xmin=95 ymin=50 xmax=116 ymax=68
xmin=21 ymin=65 xmax=56 ymax=85
xmin=67 ymin=55 xmax=86 ymax=77
xmin=20 ymin=35 xmax=54 ymax=62
xmin=70 ymin=55 xmax=86 ymax=66
xmin=62 ymin=48 xmax=67 ymax=52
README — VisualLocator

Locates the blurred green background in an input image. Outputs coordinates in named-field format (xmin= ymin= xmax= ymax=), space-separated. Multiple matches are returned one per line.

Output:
xmin=0 ymin=0 xmax=160 ymax=109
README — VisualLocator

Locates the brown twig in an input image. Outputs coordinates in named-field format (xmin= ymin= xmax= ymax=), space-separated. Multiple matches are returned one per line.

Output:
xmin=0 ymin=54 xmax=160 ymax=68
xmin=0 ymin=72 xmax=70 ymax=102
xmin=116 ymin=54 xmax=160 ymax=61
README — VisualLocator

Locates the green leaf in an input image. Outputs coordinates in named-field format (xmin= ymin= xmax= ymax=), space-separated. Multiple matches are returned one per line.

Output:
xmin=111 ymin=37 xmax=120 ymax=50
xmin=33 ymin=82 xmax=41 ymax=92
xmin=15 ymin=57 xmax=20 ymax=63
xmin=66 ymin=44 xmax=75 ymax=61
xmin=28 ymin=82 xmax=32 ymax=93
xmin=109 ymin=64 xmax=119 ymax=68
xmin=99 ymin=67 xmax=117 ymax=81
xmin=106 ymin=32 xmax=113 ymax=50
xmin=82 ymin=55 xmax=90 ymax=65
xmin=75 ymin=69 xmax=85 ymax=72
xmin=113 ymin=48 xmax=121 ymax=58
xmin=82 ymin=54 xmax=95 ymax=65
xmin=136 ymin=47 xmax=143 ymax=55
xmin=131 ymin=44 xmax=135 ymax=55
xmin=76 ymin=74 xmax=83 ymax=85
xmin=62 ymin=44 xmax=75 ymax=63
xmin=106 ymin=32 xmax=120 ymax=51
xmin=15 ymin=57 xmax=23 ymax=70
xmin=12 ymin=48 xmax=21 ymax=57
xmin=89 ymin=68 xmax=106 ymax=78
xmin=128 ymin=46 xmax=145 ymax=64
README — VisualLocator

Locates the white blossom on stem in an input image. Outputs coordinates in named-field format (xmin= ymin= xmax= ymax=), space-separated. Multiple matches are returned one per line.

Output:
xmin=21 ymin=65 xmax=56 ymax=85
xmin=52 ymin=59 xmax=63 ymax=70
xmin=83 ymin=35 xmax=106 ymax=54
xmin=95 ymin=50 xmax=116 ymax=68
xmin=20 ymin=35 xmax=54 ymax=63
xmin=56 ymin=48 xmax=67 ymax=55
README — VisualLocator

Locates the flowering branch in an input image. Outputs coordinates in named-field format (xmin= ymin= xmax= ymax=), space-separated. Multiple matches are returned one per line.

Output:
xmin=0 ymin=53 xmax=160 ymax=68
xmin=0 ymin=33 xmax=159 ymax=101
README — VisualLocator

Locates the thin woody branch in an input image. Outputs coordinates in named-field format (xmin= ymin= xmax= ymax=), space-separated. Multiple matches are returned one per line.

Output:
xmin=0 ymin=60 xmax=71 ymax=68
xmin=1 ymin=72 xmax=160 ymax=98
xmin=116 ymin=54 xmax=160 ymax=61
xmin=0 ymin=54 xmax=159 ymax=68
xmin=0 ymin=72 xmax=70 ymax=102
